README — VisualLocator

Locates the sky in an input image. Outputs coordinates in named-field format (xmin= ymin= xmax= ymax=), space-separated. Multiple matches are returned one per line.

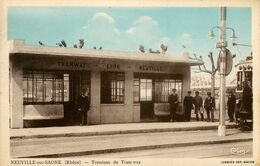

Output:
xmin=8 ymin=7 xmax=252 ymax=81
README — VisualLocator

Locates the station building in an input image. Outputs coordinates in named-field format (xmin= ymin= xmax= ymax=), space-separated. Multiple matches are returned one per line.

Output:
xmin=9 ymin=40 xmax=203 ymax=128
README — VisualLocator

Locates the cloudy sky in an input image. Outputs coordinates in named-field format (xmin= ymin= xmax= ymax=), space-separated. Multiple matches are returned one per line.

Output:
xmin=8 ymin=7 xmax=251 ymax=80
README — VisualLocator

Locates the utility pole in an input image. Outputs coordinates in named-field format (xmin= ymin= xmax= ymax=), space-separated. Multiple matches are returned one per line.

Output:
xmin=218 ymin=7 xmax=227 ymax=136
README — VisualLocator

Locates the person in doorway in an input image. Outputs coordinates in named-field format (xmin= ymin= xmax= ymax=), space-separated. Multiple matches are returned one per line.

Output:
xmin=183 ymin=91 xmax=194 ymax=122
xmin=168 ymin=88 xmax=179 ymax=122
xmin=204 ymin=92 xmax=215 ymax=122
xmin=78 ymin=89 xmax=90 ymax=126
xmin=242 ymin=80 xmax=253 ymax=113
xmin=193 ymin=91 xmax=203 ymax=121
xmin=227 ymin=91 xmax=236 ymax=122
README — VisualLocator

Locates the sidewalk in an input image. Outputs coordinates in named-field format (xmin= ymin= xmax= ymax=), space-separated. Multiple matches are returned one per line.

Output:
xmin=10 ymin=121 xmax=237 ymax=139
xmin=11 ymin=128 xmax=252 ymax=158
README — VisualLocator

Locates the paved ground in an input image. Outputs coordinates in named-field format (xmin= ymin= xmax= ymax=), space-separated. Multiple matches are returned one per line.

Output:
xmin=10 ymin=121 xmax=237 ymax=139
xmin=79 ymin=141 xmax=252 ymax=158
xmin=11 ymin=128 xmax=252 ymax=158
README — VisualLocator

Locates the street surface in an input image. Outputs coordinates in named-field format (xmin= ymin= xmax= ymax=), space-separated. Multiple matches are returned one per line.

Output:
xmin=11 ymin=128 xmax=252 ymax=158
xmin=81 ymin=141 xmax=252 ymax=158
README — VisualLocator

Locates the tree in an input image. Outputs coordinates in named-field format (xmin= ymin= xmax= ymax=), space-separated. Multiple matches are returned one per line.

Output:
xmin=194 ymin=52 xmax=236 ymax=98
xmin=56 ymin=43 xmax=63 ymax=47
xmin=79 ymin=39 xmax=84 ymax=48
xmin=194 ymin=52 xmax=218 ymax=98
xmin=38 ymin=41 xmax=44 ymax=46
xmin=160 ymin=44 xmax=168 ymax=54
xmin=139 ymin=45 xmax=145 ymax=53
xmin=61 ymin=40 xmax=67 ymax=47
xmin=149 ymin=48 xmax=160 ymax=54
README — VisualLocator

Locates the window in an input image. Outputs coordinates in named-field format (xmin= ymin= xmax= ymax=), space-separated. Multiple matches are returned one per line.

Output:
xmin=140 ymin=79 xmax=152 ymax=101
xmin=23 ymin=70 xmax=70 ymax=104
xmin=133 ymin=79 xmax=140 ymax=103
xmin=237 ymin=71 xmax=242 ymax=91
xmin=133 ymin=73 xmax=183 ymax=103
xmin=154 ymin=79 xmax=182 ymax=103
xmin=101 ymin=72 xmax=125 ymax=104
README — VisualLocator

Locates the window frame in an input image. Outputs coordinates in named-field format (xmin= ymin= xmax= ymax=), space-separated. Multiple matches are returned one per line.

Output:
xmin=133 ymin=73 xmax=183 ymax=103
xmin=23 ymin=70 xmax=70 ymax=105
xmin=101 ymin=71 xmax=125 ymax=104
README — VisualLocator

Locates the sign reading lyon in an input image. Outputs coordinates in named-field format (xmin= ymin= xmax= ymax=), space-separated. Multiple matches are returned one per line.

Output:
xmin=107 ymin=64 xmax=120 ymax=69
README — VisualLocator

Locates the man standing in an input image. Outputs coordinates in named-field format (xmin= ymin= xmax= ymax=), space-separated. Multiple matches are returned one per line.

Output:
xmin=204 ymin=92 xmax=215 ymax=122
xmin=183 ymin=91 xmax=193 ymax=122
xmin=227 ymin=91 xmax=236 ymax=122
xmin=78 ymin=89 xmax=90 ymax=126
xmin=168 ymin=88 xmax=178 ymax=122
xmin=193 ymin=91 xmax=203 ymax=121
xmin=242 ymin=80 xmax=253 ymax=113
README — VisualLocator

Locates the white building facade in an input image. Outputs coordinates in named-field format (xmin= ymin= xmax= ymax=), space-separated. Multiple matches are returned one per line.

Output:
xmin=9 ymin=40 xmax=202 ymax=128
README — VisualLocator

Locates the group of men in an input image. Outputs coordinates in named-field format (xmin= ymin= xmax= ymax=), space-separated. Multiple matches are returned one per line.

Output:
xmin=168 ymin=89 xmax=236 ymax=123
xmin=79 ymin=87 xmax=238 ymax=125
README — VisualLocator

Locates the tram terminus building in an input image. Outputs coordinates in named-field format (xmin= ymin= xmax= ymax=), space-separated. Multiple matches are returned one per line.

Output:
xmin=9 ymin=40 xmax=203 ymax=128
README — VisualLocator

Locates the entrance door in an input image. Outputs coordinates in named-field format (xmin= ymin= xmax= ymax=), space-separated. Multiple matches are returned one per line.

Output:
xmin=67 ymin=71 xmax=90 ymax=125
xmin=140 ymin=79 xmax=154 ymax=119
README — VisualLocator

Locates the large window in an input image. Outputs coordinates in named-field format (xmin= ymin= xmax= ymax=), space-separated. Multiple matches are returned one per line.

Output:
xmin=101 ymin=72 xmax=125 ymax=104
xmin=133 ymin=73 xmax=183 ymax=103
xmin=154 ymin=79 xmax=182 ymax=103
xmin=140 ymin=79 xmax=152 ymax=101
xmin=23 ymin=70 xmax=69 ymax=104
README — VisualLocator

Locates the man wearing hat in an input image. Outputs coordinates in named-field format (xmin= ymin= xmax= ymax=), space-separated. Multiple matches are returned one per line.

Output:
xmin=78 ymin=89 xmax=90 ymax=126
xmin=183 ymin=90 xmax=194 ymax=122
xmin=204 ymin=92 xmax=215 ymax=122
xmin=227 ymin=91 xmax=236 ymax=122
xmin=193 ymin=91 xmax=203 ymax=121
xmin=168 ymin=88 xmax=179 ymax=122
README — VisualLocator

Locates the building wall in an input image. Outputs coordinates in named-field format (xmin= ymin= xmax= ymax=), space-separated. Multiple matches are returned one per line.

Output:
xmin=10 ymin=57 xmax=24 ymax=128
xmin=89 ymin=71 xmax=101 ymax=124
xmin=10 ymin=54 xmax=192 ymax=128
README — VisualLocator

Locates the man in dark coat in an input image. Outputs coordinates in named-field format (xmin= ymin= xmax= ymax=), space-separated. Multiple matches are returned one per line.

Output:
xmin=168 ymin=88 xmax=178 ymax=122
xmin=204 ymin=92 xmax=215 ymax=122
xmin=78 ymin=89 xmax=90 ymax=126
xmin=193 ymin=91 xmax=203 ymax=121
xmin=183 ymin=91 xmax=193 ymax=122
xmin=227 ymin=91 xmax=236 ymax=122
xmin=242 ymin=80 xmax=253 ymax=113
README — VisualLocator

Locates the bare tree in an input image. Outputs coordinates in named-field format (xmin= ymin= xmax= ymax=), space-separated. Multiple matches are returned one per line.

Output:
xmin=194 ymin=52 xmax=236 ymax=98
xmin=194 ymin=52 xmax=218 ymax=98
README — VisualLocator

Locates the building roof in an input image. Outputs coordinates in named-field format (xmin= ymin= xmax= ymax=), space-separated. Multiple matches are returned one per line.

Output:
xmin=9 ymin=40 xmax=203 ymax=66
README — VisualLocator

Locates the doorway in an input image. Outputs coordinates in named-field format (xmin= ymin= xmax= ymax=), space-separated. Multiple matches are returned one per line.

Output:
xmin=64 ymin=71 xmax=90 ymax=125
xmin=140 ymin=79 xmax=154 ymax=119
